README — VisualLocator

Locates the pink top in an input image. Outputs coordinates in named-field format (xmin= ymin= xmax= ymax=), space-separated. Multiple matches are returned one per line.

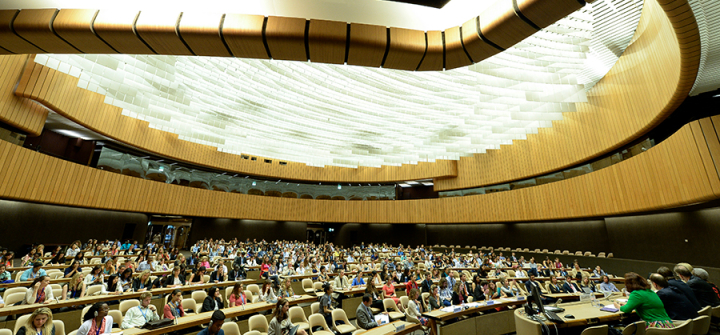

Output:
xmin=229 ymin=293 xmax=247 ymax=306
xmin=382 ymin=284 xmax=396 ymax=297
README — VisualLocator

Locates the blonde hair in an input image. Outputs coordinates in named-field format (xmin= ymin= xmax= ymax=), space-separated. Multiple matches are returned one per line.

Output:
xmin=25 ymin=307 xmax=54 ymax=335
xmin=140 ymin=270 xmax=151 ymax=281
xmin=70 ymin=272 xmax=83 ymax=291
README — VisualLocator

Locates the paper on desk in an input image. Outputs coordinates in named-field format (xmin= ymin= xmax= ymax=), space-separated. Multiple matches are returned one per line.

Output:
xmin=616 ymin=299 xmax=628 ymax=303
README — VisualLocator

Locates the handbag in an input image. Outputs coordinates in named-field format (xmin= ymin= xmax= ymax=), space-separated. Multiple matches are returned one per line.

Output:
xmin=141 ymin=318 xmax=174 ymax=330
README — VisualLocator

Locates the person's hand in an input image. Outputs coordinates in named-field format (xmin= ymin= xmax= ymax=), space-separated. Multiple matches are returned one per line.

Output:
xmin=613 ymin=302 xmax=621 ymax=309
xmin=149 ymin=305 xmax=157 ymax=312
xmin=34 ymin=282 xmax=41 ymax=289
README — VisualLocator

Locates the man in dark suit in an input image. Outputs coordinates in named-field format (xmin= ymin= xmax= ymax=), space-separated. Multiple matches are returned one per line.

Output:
xmin=675 ymin=264 xmax=720 ymax=307
xmin=356 ymin=294 xmax=379 ymax=329
xmin=649 ymin=274 xmax=699 ymax=320
xmin=525 ymin=274 xmax=555 ymax=304
xmin=658 ymin=266 xmax=701 ymax=310
xmin=562 ymin=275 xmax=581 ymax=294
xmin=547 ymin=277 xmax=564 ymax=293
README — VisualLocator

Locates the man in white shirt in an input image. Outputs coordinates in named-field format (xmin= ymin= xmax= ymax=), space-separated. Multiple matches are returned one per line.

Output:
xmin=121 ymin=292 xmax=160 ymax=329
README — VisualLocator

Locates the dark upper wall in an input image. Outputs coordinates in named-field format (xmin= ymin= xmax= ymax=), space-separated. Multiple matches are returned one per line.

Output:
xmin=0 ymin=199 xmax=148 ymax=253
xmin=189 ymin=219 xmax=307 ymax=245
xmin=331 ymin=223 xmax=427 ymax=248
xmin=605 ymin=207 xmax=720 ymax=268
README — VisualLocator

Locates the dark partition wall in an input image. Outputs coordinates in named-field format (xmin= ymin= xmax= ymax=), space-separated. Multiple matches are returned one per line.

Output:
xmin=331 ymin=223 xmax=427 ymax=248
xmin=0 ymin=199 xmax=148 ymax=253
xmin=189 ymin=218 xmax=307 ymax=244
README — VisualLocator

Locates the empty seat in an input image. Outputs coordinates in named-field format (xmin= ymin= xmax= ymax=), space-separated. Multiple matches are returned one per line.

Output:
xmin=3 ymin=287 xmax=28 ymax=301
xmin=222 ymin=322 xmax=241 ymax=335
xmin=192 ymin=290 xmax=207 ymax=305
xmin=692 ymin=315 xmax=710 ymax=335
xmin=584 ymin=252 xmax=592 ymax=256
xmin=248 ymin=315 xmax=268 ymax=335
xmin=383 ymin=298 xmax=404 ymax=320
xmin=622 ymin=321 xmax=646 ymax=335
xmin=288 ymin=306 xmax=310 ymax=332
xmin=302 ymin=279 xmax=314 ymax=294
xmin=53 ymin=320 xmax=66 ymax=335
xmin=182 ymin=298 xmax=198 ymax=314
xmin=332 ymin=309 xmax=356 ymax=334
xmin=308 ymin=314 xmax=334 ymax=335
xmin=582 ymin=325 xmax=609 ymax=335
xmin=5 ymin=292 xmax=25 ymax=306
xmin=311 ymin=302 xmax=320 ymax=315
xmin=607 ymin=253 xmax=614 ymax=258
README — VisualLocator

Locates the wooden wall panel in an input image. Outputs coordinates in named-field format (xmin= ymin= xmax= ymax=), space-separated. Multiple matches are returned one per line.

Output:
xmin=222 ymin=14 xmax=268 ymax=59
xmin=479 ymin=0 xmax=538 ymax=50
xmin=93 ymin=10 xmax=154 ymax=54
xmin=347 ymin=23 xmax=386 ymax=68
xmin=53 ymin=9 xmax=116 ymax=54
xmin=461 ymin=17 xmax=501 ymax=62
xmin=177 ymin=12 xmax=230 ymax=57
xmin=265 ymin=16 xmax=307 ymax=61
xmin=417 ymin=31 xmax=443 ymax=71
xmin=443 ymin=26 xmax=472 ymax=70
xmin=0 ymin=55 xmax=47 ymax=136
xmin=0 ymin=10 xmax=44 ymax=54
xmin=516 ymin=0 xmax=585 ymax=29
xmin=383 ymin=27 xmax=426 ymax=71
xmin=435 ymin=0 xmax=701 ymax=191
xmin=13 ymin=9 xmax=80 ymax=53
xmin=308 ymin=19 xmax=347 ymax=65
xmin=135 ymin=11 xmax=193 ymax=55
xmin=0 ymin=118 xmax=717 ymax=223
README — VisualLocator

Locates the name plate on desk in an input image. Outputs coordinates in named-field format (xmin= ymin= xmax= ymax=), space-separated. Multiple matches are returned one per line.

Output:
xmin=392 ymin=324 xmax=406 ymax=332
xmin=486 ymin=300 xmax=495 ymax=305
xmin=517 ymin=296 xmax=526 ymax=301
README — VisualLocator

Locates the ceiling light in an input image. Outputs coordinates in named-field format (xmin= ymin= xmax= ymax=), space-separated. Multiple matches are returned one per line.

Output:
xmin=406 ymin=181 xmax=419 ymax=185
xmin=398 ymin=184 xmax=412 ymax=187
xmin=252 ymin=181 xmax=256 ymax=186
xmin=421 ymin=182 xmax=434 ymax=186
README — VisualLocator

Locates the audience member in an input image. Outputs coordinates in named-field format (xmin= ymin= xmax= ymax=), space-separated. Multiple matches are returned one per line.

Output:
xmin=356 ymin=294 xmax=379 ymax=329
xmin=16 ymin=307 xmax=55 ymax=335
xmin=21 ymin=263 xmax=47 ymax=281
xmin=24 ymin=276 xmax=54 ymax=304
xmin=198 ymin=310 xmax=226 ymax=335
xmin=674 ymin=264 xmax=720 ymax=307
xmin=614 ymin=273 xmax=673 ymax=329
xmin=201 ymin=286 xmax=224 ymax=312
xmin=164 ymin=289 xmax=185 ymax=319
xmin=228 ymin=282 xmax=247 ymax=307
xmin=121 ymin=292 xmax=160 ymax=329
xmin=62 ymin=272 xmax=86 ymax=300
xmin=657 ymin=266 xmax=700 ymax=310
xmin=648 ymin=274 xmax=699 ymax=321
xmin=78 ymin=302 xmax=113 ymax=335
xmin=268 ymin=298 xmax=307 ymax=335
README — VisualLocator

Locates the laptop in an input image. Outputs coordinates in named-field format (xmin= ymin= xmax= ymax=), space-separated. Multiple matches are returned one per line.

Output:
xmin=375 ymin=314 xmax=390 ymax=325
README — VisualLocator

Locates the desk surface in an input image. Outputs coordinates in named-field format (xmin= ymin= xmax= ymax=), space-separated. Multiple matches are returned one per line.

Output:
xmin=354 ymin=321 xmax=420 ymax=335
xmin=0 ymin=270 xmax=173 ymax=289
xmin=122 ymin=295 xmax=316 ymax=335
xmin=423 ymin=297 xmax=528 ymax=322
xmin=514 ymin=295 xmax=628 ymax=328
xmin=0 ymin=279 xmax=254 ymax=317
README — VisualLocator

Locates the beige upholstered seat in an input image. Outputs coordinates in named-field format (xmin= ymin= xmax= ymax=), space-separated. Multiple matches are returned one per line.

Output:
xmin=289 ymin=306 xmax=310 ymax=332
xmin=332 ymin=309 xmax=356 ymax=334
xmin=646 ymin=319 xmax=693 ymax=335
xmin=221 ymin=322 xmax=241 ymax=335
xmin=692 ymin=315 xmax=710 ymax=335
xmin=383 ymin=298 xmax=404 ymax=320
xmin=248 ymin=315 xmax=268 ymax=335
xmin=119 ymin=299 xmax=140 ymax=314
xmin=192 ymin=290 xmax=207 ymax=305
xmin=309 ymin=314 xmax=335 ymax=335
xmin=581 ymin=325 xmax=608 ymax=335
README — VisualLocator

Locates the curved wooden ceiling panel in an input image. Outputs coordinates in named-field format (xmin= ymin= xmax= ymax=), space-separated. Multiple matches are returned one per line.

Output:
xmin=53 ymin=9 xmax=116 ymax=54
xmin=0 ymin=0 xmax=592 ymax=71
xmin=177 ymin=12 xmax=230 ymax=57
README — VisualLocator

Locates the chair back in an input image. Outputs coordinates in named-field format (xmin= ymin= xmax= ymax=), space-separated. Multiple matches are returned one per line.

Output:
xmin=52 ymin=288 xmax=63 ymax=299
xmin=332 ymin=309 xmax=351 ymax=325
xmin=311 ymin=302 xmax=320 ymax=315
xmin=5 ymin=292 xmax=25 ymax=306
xmin=221 ymin=322 xmax=241 ymax=335
xmin=182 ymin=298 xmax=198 ymax=314
xmin=120 ymin=299 xmax=141 ymax=314
xmin=53 ymin=320 xmax=66 ymax=335
xmin=383 ymin=298 xmax=400 ymax=313
xmin=692 ymin=315 xmax=710 ymax=335
xmin=698 ymin=306 xmax=711 ymax=317
xmin=80 ymin=306 xmax=91 ymax=324
xmin=13 ymin=314 xmax=31 ymax=334
xmin=308 ymin=314 xmax=332 ymax=332
xmin=302 ymin=279 xmax=314 ymax=292
xmin=192 ymin=290 xmax=207 ymax=305
xmin=243 ymin=331 xmax=261 ymax=335
xmin=49 ymin=272 xmax=64 ymax=279
xmin=289 ymin=306 xmax=309 ymax=324
xmin=3 ymin=287 xmax=28 ymax=301
xmin=225 ymin=287 xmax=234 ymax=302
xmin=581 ymin=325 xmax=608 ymax=335
xmin=247 ymin=284 xmax=261 ymax=297
xmin=0 ymin=328 xmax=12 ymax=335
xmin=86 ymin=285 xmax=103 ymax=296
xmin=646 ymin=319 xmax=693 ymax=335
xmin=108 ymin=310 xmax=123 ymax=328
xmin=313 ymin=282 xmax=325 ymax=295
xmin=399 ymin=296 xmax=410 ymax=310
xmin=248 ymin=314 xmax=268 ymax=333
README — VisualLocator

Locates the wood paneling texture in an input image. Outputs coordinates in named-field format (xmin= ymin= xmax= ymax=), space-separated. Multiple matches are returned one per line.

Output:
xmin=443 ymin=26 xmax=472 ymax=70
xmin=0 ymin=55 xmax=47 ymax=136
xmin=417 ymin=31 xmax=443 ymax=71
xmin=12 ymin=9 xmax=80 ymax=53
xmin=15 ymin=60 xmax=457 ymax=183
xmin=308 ymin=19 xmax=347 ymax=65
xmin=135 ymin=11 xmax=193 ymax=55
xmin=383 ymin=28 xmax=426 ymax=71
xmin=461 ymin=17 xmax=501 ymax=62
xmin=92 ymin=10 xmax=154 ymax=54
xmin=0 ymin=10 xmax=45 ymax=54
xmin=479 ymin=0 xmax=539 ymax=50
xmin=435 ymin=0 xmax=701 ymax=191
xmin=346 ymin=23 xmax=386 ymax=68
xmin=265 ymin=16 xmax=307 ymax=61
xmin=221 ymin=14 xmax=268 ymax=59
xmin=53 ymin=9 xmax=116 ymax=54
xmin=177 ymin=12 xmax=230 ymax=57
xmin=0 ymin=117 xmax=717 ymax=223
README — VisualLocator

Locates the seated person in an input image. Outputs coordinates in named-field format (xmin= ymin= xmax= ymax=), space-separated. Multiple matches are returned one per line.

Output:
xmin=562 ymin=275 xmax=581 ymax=293
xmin=78 ymin=302 xmax=113 ymax=335
xmin=164 ymin=289 xmax=185 ymax=319
xmin=132 ymin=270 xmax=154 ymax=292
xmin=84 ymin=266 xmax=105 ymax=287
xmin=547 ymin=276 xmax=564 ymax=293
xmin=0 ymin=263 xmax=13 ymax=283
xmin=599 ymin=275 xmax=620 ymax=292
xmin=356 ymin=293 xmax=379 ymax=329
xmin=268 ymin=299 xmax=308 ymax=335
xmin=648 ymin=274 xmax=698 ymax=321
xmin=351 ymin=270 xmax=366 ymax=287
xmin=210 ymin=265 xmax=227 ymax=283
xmin=164 ymin=267 xmax=186 ymax=287
xmin=16 ymin=307 xmax=55 ymax=335
xmin=579 ymin=276 xmax=596 ymax=292
xmin=21 ymin=262 xmax=47 ymax=281
xmin=199 ymin=310 xmax=226 ymax=335
xmin=121 ymin=292 xmax=160 ymax=329
xmin=278 ymin=277 xmax=296 ymax=299
xmin=334 ymin=269 xmax=350 ymax=290
xmin=102 ymin=274 xmax=124 ymax=295
xmin=188 ymin=266 xmax=207 ymax=284
xmin=228 ymin=282 xmax=248 ymax=307
xmin=24 ymin=276 xmax=54 ymax=304
xmin=593 ymin=266 xmax=607 ymax=278
xmin=201 ymin=286 xmax=224 ymax=312
xmin=614 ymin=273 xmax=674 ymax=328
xmin=62 ymin=272 xmax=86 ymax=300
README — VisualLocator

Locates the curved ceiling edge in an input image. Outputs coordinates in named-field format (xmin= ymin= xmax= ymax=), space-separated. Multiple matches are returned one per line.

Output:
xmin=433 ymin=0 xmax=701 ymax=191
xmin=14 ymin=58 xmax=459 ymax=183
xmin=0 ymin=0 xmax=588 ymax=71
xmin=0 ymin=116 xmax=718 ymax=223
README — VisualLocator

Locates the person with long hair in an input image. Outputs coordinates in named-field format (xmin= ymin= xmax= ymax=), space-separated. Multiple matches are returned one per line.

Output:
xmin=600 ymin=275 xmax=620 ymax=292
xmin=278 ymin=277 xmax=295 ymax=299
xmin=102 ymin=259 xmax=116 ymax=276
xmin=48 ymin=251 xmax=66 ymax=266
xmin=133 ymin=270 xmax=153 ymax=292
xmin=381 ymin=276 xmax=404 ymax=312
xmin=64 ymin=261 xmax=81 ymax=278
xmin=201 ymin=286 xmax=224 ymax=312
xmin=188 ymin=266 xmax=207 ymax=284
xmin=614 ymin=272 xmax=674 ymax=329
xmin=84 ymin=266 xmax=104 ymax=287
xmin=2 ymin=251 xmax=15 ymax=267
xmin=260 ymin=279 xmax=278 ymax=303
xmin=77 ymin=302 xmax=113 ymax=335
xmin=62 ymin=272 xmax=86 ymax=300
xmin=406 ymin=289 xmax=429 ymax=326
xmin=16 ymin=307 xmax=55 ymax=335
xmin=163 ymin=289 xmax=185 ymax=319
xmin=24 ymin=276 xmax=53 ymax=304
xmin=102 ymin=274 xmax=123 ymax=295
xmin=164 ymin=267 xmax=186 ymax=287
xmin=428 ymin=285 xmax=441 ymax=311
xmin=228 ymin=282 xmax=247 ymax=307
xmin=119 ymin=268 xmax=134 ymax=292
xmin=268 ymin=298 xmax=307 ymax=335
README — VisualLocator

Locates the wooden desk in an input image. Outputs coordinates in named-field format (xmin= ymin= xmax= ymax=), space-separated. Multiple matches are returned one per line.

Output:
xmin=353 ymin=321 xmax=420 ymax=335
xmin=0 ymin=270 xmax=172 ymax=289
xmin=122 ymin=295 xmax=316 ymax=335
xmin=514 ymin=299 xmax=630 ymax=335
xmin=423 ymin=297 xmax=528 ymax=335
xmin=0 ymin=279 xmax=254 ymax=317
